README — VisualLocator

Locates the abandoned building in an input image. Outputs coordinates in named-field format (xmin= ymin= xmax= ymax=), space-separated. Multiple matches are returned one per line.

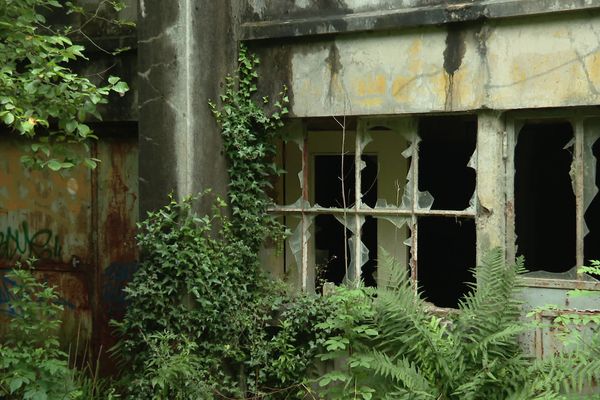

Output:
xmin=2 ymin=0 xmax=600 ymax=366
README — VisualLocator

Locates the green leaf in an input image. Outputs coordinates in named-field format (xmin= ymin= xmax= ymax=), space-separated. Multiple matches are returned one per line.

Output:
xmin=65 ymin=120 xmax=78 ymax=133
xmin=83 ymin=158 xmax=97 ymax=169
xmin=9 ymin=377 xmax=23 ymax=393
xmin=112 ymin=81 xmax=130 ymax=94
xmin=2 ymin=112 xmax=14 ymax=125
xmin=46 ymin=159 xmax=62 ymax=171
xmin=77 ymin=123 xmax=91 ymax=137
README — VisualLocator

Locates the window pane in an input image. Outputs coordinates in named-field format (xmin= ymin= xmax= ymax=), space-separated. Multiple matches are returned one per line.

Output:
xmin=515 ymin=122 xmax=576 ymax=272
xmin=362 ymin=122 xmax=411 ymax=209
xmin=417 ymin=217 xmax=476 ymax=308
xmin=314 ymin=155 xmax=378 ymax=286
xmin=418 ymin=116 xmax=477 ymax=211
xmin=584 ymin=118 xmax=600 ymax=264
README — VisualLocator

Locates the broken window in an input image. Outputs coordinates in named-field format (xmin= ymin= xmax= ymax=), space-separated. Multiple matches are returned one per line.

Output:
xmin=515 ymin=122 xmax=576 ymax=272
xmin=509 ymin=116 xmax=600 ymax=281
xmin=270 ymin=115 xmax=477 ymax=307
xmin=417 ymin=116 xmax=477 ymax=307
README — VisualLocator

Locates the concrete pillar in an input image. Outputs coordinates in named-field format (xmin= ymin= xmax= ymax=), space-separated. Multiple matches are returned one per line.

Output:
xmin=476 ymin=111 xmax=507 ymax=264
xmin=138 ymin=1 xmax=239 ymax=214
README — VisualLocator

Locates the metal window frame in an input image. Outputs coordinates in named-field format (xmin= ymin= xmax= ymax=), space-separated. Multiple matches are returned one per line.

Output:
xmin=270 ymin=116 xmax=477 ymax=292
xmin=505 ymin=109 xmax=600 ymax=290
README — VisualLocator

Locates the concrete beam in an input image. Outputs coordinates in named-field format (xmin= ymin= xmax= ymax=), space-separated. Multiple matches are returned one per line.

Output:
xmin=241 ymin=0 xmax=600 ymax=40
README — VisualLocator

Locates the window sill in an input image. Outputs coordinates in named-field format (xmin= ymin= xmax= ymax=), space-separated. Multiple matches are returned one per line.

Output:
xmin=521 ymin=277 xmax=600 ymax=291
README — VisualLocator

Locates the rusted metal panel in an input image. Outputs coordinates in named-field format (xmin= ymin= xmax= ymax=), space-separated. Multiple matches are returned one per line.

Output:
xmin=0 ymin=136 xmax=94 ymax=351
xmin=96 ymin=134 xmax=139 ymax=370
xmin=522 ymin=286 xmax=600 ymax=358
xmin=0 ymin=141 xmax=93 ymax=266
xmin=0 ymin=128 xmax=138 ymax=374
xmin=0 ymin=269 xmax=92 ymax=345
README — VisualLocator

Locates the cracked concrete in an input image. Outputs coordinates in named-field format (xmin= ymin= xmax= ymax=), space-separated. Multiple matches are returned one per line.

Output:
xmin=263 ymin=9 xmax=600 ymax=117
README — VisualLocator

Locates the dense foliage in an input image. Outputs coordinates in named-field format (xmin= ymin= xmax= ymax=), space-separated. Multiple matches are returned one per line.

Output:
xmin=113 ymin=46 xmax=328 ymax=399
xmin=0 ymin=265 xmax=77 ymax=399
xmin=112 ymin=194 xmax=336 ymax=398
xmin=0 ymin=0 xmax=129 ymax=169
xmin=209 ymin=44 xmax=289 ymax=251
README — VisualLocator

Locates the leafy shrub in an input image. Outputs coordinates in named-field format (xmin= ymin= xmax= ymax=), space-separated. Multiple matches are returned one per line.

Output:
xmin=0 ymin=266 xmax=77 ymax=399
xmin=112 ymin=194 xmax=257 ymax=396
xmin=113 ymin=44 xmax=317 ymax=398
xmin=113 ymin=193 xmax=339 ymax=399
xmin=126 ymin=331 xmax=210 ymax=400
xmin=317 ymin=250 xmax=600 ymax=399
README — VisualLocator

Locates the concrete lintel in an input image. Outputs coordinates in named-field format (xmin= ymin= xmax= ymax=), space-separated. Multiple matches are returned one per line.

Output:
xmin=240 ymin=0 xmax=600 ymax=41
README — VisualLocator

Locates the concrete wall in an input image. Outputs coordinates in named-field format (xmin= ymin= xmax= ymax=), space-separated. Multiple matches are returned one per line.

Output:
xmin=137 ymin=1 xmax=241 ymax=214
xmin=250 ymin=9 xmax=600 ymax=118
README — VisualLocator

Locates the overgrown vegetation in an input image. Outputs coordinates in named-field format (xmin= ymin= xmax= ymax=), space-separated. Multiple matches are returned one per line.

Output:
xmin=209 ymin=44 xmax=289 ymax=251
xmin=110 ymin=45 xmax=600 ymax=399
xmin=0 ymin=0 xmax=130 ymax=169
xmin=4 ymin=41 xmax=600 ymax=399
xmin=318 ymin=251 xmax=533 ymax=399
xmin=0 ymin=264 xmax=77 ymax=399
xmin=112 ymin=45 xmax=330 ymax=399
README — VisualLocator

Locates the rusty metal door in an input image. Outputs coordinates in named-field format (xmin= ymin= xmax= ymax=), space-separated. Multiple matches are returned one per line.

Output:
xmin=0 ymin=126 xmax=138 ymax=373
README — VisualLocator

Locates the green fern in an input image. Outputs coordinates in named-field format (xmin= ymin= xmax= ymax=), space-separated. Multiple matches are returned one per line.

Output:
xmin=318 ymin=248 xmax=600 ymax=399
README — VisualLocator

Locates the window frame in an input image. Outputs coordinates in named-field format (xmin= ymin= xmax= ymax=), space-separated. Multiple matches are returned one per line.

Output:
xmin=505 ymin=109 xmax=600 ymax=291
xmin=269 ymin=116 xmax=478 ymax=292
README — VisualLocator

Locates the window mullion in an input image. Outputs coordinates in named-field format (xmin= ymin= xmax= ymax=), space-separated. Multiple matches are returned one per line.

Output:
xmin=410 ymin=128 xmax=420 ymax=291
xmin=505 ymin=118 xmax=519 ymax=264
xmin=354 ymin=121 xmax=364 ymax=285
xmin=575 ymin=117 xmax=585 ymax=275
xmin=301 ymin=125 xmax=309 ymax=291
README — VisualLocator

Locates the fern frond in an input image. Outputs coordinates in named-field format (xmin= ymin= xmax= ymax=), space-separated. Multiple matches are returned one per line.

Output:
xmin=369 ymin=350 xmax=436 ymax=399
xmin=374 ymin=250 xmax=456 ymax=381
xmin=456 ymin=249 xmax=525 ymax=356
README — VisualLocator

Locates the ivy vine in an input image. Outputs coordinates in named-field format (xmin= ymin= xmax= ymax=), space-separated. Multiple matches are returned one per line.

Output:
xmin=210 ymin=44 xmax=289 ymax=252
xmin=114 ymin=45 xmax=333 ymax=399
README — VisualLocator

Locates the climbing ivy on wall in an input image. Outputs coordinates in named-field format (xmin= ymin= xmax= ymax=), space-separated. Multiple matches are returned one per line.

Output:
xmin=210 ymin=44 xmax=289 ymax=252
xmin=113 ymin=45 xmax=333 ymax=399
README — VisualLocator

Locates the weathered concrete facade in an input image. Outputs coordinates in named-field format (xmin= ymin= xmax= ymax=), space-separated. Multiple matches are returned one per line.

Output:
xmin=3 ymin=0 xmax=600 ymax=368
xmin=235 ymin=0 xmax=600 ymax=357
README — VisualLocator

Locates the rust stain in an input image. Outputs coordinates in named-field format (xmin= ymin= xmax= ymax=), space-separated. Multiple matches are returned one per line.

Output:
xmin=585 ymin=53 xmax=600 ymax=90
xmin=356 ymin=97 xmax=385 ymax=107
xmin=356 ymin=74 xmax=386 ymax=97
xmin=104 ymin=143 xmax=137 ymax=262
xmin=0 ymin=133 xmax=139 ymax=375
xmin=391 ymin=75 xmax=412 ymax=103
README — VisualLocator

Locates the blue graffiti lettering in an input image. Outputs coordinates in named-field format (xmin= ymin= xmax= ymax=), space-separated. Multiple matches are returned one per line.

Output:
xmin=102 ymin=261 xmax=138 ymax=319
xmin=0 ymin=273 xmax=75 ymax=316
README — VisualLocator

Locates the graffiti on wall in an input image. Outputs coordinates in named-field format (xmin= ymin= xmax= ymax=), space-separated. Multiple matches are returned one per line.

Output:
xmin=0 ymin=274 xmax=75 ymax=316
xmin=102 ymin=261 xmax=138 ymax=319
xmin=0 ymin=221 xmax=62 ymax=260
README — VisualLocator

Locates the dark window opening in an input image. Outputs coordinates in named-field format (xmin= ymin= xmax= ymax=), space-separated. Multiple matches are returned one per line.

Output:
xmin=515 ymin=122 xmax=576 ymax=272
xmin=314 ymin=155 xmax=378 ymax=287
xmin=418 ymin=116 xmax=477 ymax=210
xmin=417 ymin=217 xmax=476 ymax=308
xmin=584 ymin=137 xmax=600 ymax=264
xmin=416 ymin=115 xmax=477 ymax=308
